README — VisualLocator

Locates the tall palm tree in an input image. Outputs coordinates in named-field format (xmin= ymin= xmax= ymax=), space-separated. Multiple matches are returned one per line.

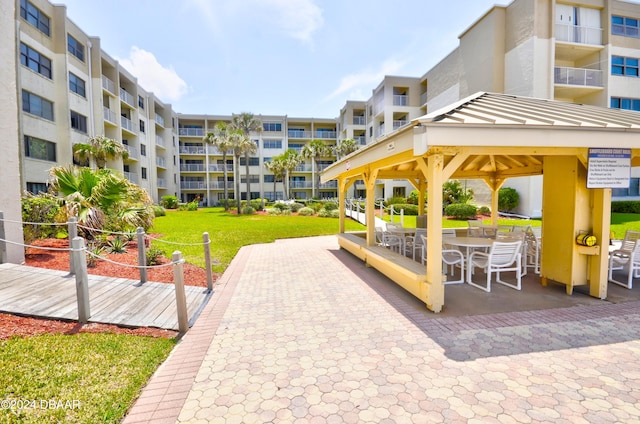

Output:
xmin=204 ymin=122 xmax=233 ymax=210
xmin=334 ymin=138 xmax=359 ymax=160
xmin=230 ymin=113 xmax=262 ymax=204
xmin=264 ymin=157 xmax=286 ymax=202
xmin=229 ymin=130 xmax=255 ymax=214
xmin=302 ymin=139 xmax=333 ymax=199
xmin=280 ymin=149 xmax=303 ymax=200
xmin=72 ymin=135 xmax=128 ymax=169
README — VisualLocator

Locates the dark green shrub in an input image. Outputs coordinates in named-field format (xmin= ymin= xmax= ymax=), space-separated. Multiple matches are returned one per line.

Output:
xmin=146 ymin=246 xmax=165 ymax=266
xmin=322 ymin=202 xmax=338 ymax=211
xmin=250 ymin=199 xmax=265 ymax=211
xmin=444 ymin=203 xmax=477 ymax=220
xmin=408 ymin=190 xmax=427 ymax=205
xmin=478 ymin=206 xmax=491 ymax=215
xmin=187 ymin=200 xmax=199 ymax=211
xmin=161 ymin=195 xmax=178 ymax=209
xmin=152 ymin=205 xmax=166 ymax=217
xmin=298 ymin=207 xmax=315 ymax=216
xmin=498 ymin=187 xmax=519 ymax=212
xmin=611 ymin=201 xmax=640 ymax=214
xmin=273 ymin=202 xmax=289 ymax=211
xmin=318 ymin=208 xmax=340 ymax=218
xmin=443 ymin=180 xmax=474 ymax=207
xmin=21 ymin=194 xmax=62 ymax=242
xmin=391 ymin=204 xmax=421 ymax=216
xmin=290 ymin=202 xmax=305 ymax=212
xmin=178 ymin=203 xmax=188 ymax=211
xmin=385 ymin=197 xmax=408 ymax=206
xmin=242 ymin=206 xmax=256 ymax=215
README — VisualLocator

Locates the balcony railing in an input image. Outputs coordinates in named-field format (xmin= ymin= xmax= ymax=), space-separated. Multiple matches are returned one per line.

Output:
xmin=555 ymin=23 xmax=602 ymax=45
xmin=178 ymin=128 xmax=204 ymax=137
xmin=180 ymin=164 xmax=206 ymax=172
xmin=157 ymin=178 xmax=166 ymax=188
xmin=155 ymin=113 xmax=165 ymax=127
xmin=290 ymin=181 xmax=313 ymax=188
xmin=393 ymin=120 xmax=408 ymax=130
xmin=155 ymin=136 xmax=165 ymax=148
xmin=554 ymin=67 xmax=603 ymax=87
xmin=320 ymin=181 xmax=338 ymax=188
xmin=352 ymin=116 xmax=366 ymax=125
xmin=123 ymin=145 xmax=139 ymax=160
xmin=294 ymin=164 xmax=312 ymax=172
xmin=355 ymin=136 xmax=366 ymax=145
xmin=318 ymin=163 xmax=333 ymax=171
xmin=156 ymin=157 xmax=166 ymax=168
xmin=120 ymin=88 xmax=135 ymax=106
xmin=124 ymin=172 xmax=138 ymax=184
xmin=103 ymin=107 xmax=116 ymax=124
xmin=393 ymin=94 xmax=408 ymax=106
xmin=121 ymin=116 xmax=137 ymax=133
xmin=288 ymin=130 xmax=312 ymax=138
xmin=101 ymin=75 xmax=115 ymax=93
xmin=315 ymin=131 xmax=337 ymax=139
xmin=209 ymin=164 xmax=233 ymax=172
xmin=376 ymin=125 xmax=385 ymax=138
xmin=180 ymin=181 xmax=206 ymax=190
xmin=208 ymin=181 xmax=233 ymax=190
xmin=179 ymin=146 xmax=206 ymax=154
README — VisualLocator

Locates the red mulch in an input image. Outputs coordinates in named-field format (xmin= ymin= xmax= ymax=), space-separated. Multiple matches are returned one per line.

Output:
xmin=1 ymin=236 xmax=218 ymax=340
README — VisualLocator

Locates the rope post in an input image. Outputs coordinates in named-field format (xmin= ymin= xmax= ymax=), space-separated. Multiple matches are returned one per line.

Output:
xmin=71 ymin=237 xmax=90 ymax=324
xmin=0 ymin=211 xmax=6 ymax=264
xmin=137 ymin=227 xmax=147 ymax=284
xmin=203 ymin=232 xmax=213 ymax=291
xmin=400 ymin=209 xmax=405 ymax=227
xmin=68 ymin=217 xmax=77 ymax=274
xmin=172 ymin=251 xmax=189 ymax=334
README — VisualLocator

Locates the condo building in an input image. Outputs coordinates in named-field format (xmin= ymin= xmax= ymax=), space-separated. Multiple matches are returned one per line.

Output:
xmin=8 ymin=0 xmax=640 ymax=216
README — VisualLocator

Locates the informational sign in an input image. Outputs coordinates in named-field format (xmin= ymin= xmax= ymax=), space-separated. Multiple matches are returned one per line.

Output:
xmin=586 ymin=148 xmax=631 ymax=188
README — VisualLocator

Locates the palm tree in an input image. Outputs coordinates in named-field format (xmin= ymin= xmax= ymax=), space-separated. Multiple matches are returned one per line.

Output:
xmin=204 ymin=122 xmax=233 ymax=210
xmin=229 ymin=130 xmax=255 ymax=214
xmin=264 ymin=157 xmax=286 ymax=201
xmin=72 ymin=135 xmax=128 ymax=169
xmin=230 ymin=113 xmax=262 ymax=204
xmin=280 ymin=149 xmax=303 ymax=200
xmin=302 ymin=139 xmax=334 ymax=199
xmin=334 ymin=138 xmax=359 ymax=160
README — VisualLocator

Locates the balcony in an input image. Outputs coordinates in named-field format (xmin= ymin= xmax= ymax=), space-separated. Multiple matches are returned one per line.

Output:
xmin=180 ymin=181 xmax=206 ymax=190
xmin=155 ymin=136 xmax=166 ymax=148
xmin=393 ymin=95 xmax=408 ymax=106
xmin=355 ymin=136 xmax=366 ymax=145
xmin=315 ymin=131 xmax=337 ymax=139
xmin=123 ymin=145 xmax=139 ymax=160
xmin=180 ymin=164 xmax=206 ymax=172
xmin=376 ymin=125 xmax=385 ymax=138
xmin=121 ymin=116 xmax=137 ymax=134
xmin=352 ymin=116 xmax=366 ymax=125
xmin=555 ymin=23 xmax=602 ymax=45
xmin=294 ymin=164 xmax=312 ymax=172
xmin=288 ymin=130 xmax=312 ymax=138
xmin=101 ymin=75 xmax=115 ymax=94
xmin=155 ymin=113 xmax=165 ymax=127
xmin=179 ymin=146 xmax=206 ymax=155
xmin=103 ymin=107 xmax=117 ymax=124
xmin=157 ymin=178 xmax=166 ymax=188
xmin=320 ymin=181 xmax=338 ymax=189
xmin=178 ymin=128 xmax=204 ymax=137
xmin=393 ymin=120 xmax=408 ymax=131
xmin=290 ymin=181 xmax=313 ymax=189
xmin=156 ymin=157 xmax=166 ymax=168
xmin=124 ymin=172 xmax=138 ymax=184
xmin=209 ymin=164 xmax=233 ymax=172
xmin=120 ymin=88 xmax=135 ymax=106
xmin=208 ymin=181 xmax=233 ymax=190
xmin=554 ymin=66 xmax=604 ymax=98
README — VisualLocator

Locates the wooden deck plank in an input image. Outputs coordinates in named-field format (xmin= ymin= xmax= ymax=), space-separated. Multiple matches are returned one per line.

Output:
xmin=0 ymin=264 xmax=210 ymax=330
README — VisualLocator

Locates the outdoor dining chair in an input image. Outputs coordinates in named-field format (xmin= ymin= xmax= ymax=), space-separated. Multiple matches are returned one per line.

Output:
xmin=375 ymin=228 xmax=403 ymax=254
xmin=609 ymin=239 xmax=640 ymax=289
xmin=466 ymin=240 xmax=522 ymax=292
xmin=420 ymin=235 xmax=465 ymax=284
xmin=405 ymin=228 xmax=426 ymax=262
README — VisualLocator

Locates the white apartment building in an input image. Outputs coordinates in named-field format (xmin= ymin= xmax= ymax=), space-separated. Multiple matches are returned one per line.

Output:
xmin=8 ymin=0 xmax=640 ymax=215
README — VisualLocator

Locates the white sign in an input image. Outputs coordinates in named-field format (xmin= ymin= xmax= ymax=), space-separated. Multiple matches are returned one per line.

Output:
xmin=586 ymin=148 xmax=631 ymax=188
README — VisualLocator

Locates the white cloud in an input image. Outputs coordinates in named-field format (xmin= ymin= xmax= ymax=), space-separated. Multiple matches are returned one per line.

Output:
xmin=118 ymin=47 xmax=188 ymax=103
xmin=325 ymin=59 xmax=406 ymax=101
xmin=267 ymin=0 xmax=323 ymax=42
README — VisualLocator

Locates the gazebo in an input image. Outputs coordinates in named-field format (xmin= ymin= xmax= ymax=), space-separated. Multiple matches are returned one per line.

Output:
xmin=321 ymin=92 xmax=640 ymax=313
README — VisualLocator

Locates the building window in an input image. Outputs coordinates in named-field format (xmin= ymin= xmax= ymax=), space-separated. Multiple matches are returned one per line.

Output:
xmin=20 ymin=43 xmax=51 ymax=79
xmin=138 ymin=95 xmax=145 ymax=109
xmin=20 ymin=0 xmax=50 ymax=36
xmin=263 ymin=139 xmax=282 ymax=149
xmin=67 ymin=34 xmax=85 ymax=62
xmin=239 ymin=157 xmax=260 ymax=166
xmin=26 ymin=182 xmax=48 ymax=194
xmin=140 ymin=144 xmax=146 ymax=156
xmin=69 ymin=72 xmax=86 ymax=97
xmin=139 ymin=120 xmax=145 ymax=133
xmin=141 ymin=167 xmax=147 ymax=180
xmin=263 ymin=122 xmax=282 ymax=132
xmin=22 ymin=90 xmax=53 ymax=121
xmin=24 ymin=135 xmax=56 ymax=162
xmin=70 ymin=110 xmax=87 ymax=133
xmin=612 ymin=15 xmax=639 ymax=38
xmin=612 ymin=56 xmax=639 ymax=77
xmin=611 ymin=97 xmax=640 ymax=111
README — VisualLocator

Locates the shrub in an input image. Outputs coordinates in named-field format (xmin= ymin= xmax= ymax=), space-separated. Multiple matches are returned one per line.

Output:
xmin=297 ymin=207 xmax=315 ymax=216
xmin=21 ymin=194 xmax=62 ymax=241
xmin=290 ymin=202 xmax=305 ymax=213
xmin=266 ymin=208 xmax=281 ymax=216
xmin=322 ymin=202 xmax=338 ymax=211
xmin=146 ymin=246 xmax=165 ymax=266
xmin=177 ymin=203 xmax=188 ymax=211
xmin=106 ymin=237 xmax=128 ymax=254
xmin=478 ymin=206 xmax=491 ymax=215
xmin=151 ymin=205 xmax=165 ymax=217
xmin=281 ymin=209 xmax=292 ymax=216
xmin=444 ymin=203 xmax=477 ymax=220
xmin=273 ymin=202 xmax=290 ymax=211
xmin=318 ymin=208 xmax=340 ymax=218
xmin=306 ymin=202 xmax=324 ymax=212
xmin=250 ymin=199 xmax=265 ymax=211
xmin=443 ymin=180 xmax=474 ymax=207
xmin=385 ymin=197 xmax=408 ymax=206
xmin=391 ymin=204 xmax=421 ymax=216
xmin=408 ymin=190 xmax=427 ymax=205
xmin=611 ymin=201 xmax=640 ymax=214
xmin=187 ymin=200 xmax=199 ymax=211
xmin=161 ymin=195 xmax=178 ymax=209
xmin=242 ymin=206 xmax=256 ymax=215
xmin=86 ymin=242 xmax=104 ymax=268
xmin=498 ymin=187 xmax=519 ymax=212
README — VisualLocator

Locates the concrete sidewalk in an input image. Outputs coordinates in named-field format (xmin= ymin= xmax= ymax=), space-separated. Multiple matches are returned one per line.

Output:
xmin=124 ymin=235 xmax=640 ymax=423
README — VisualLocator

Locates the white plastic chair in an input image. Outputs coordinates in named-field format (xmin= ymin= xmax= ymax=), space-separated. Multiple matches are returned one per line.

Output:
xmin=375 ymin=228 xmax=403 ymax=254
xmin=406 ymin=228 xmax=426 ymax=262
xmin=609 ymin=239 xmax=640 ymax=289
xmin=466 ymin=240 xmax=522 ymax=292
xmin=420 ymin=235 xmax=465 ymax=284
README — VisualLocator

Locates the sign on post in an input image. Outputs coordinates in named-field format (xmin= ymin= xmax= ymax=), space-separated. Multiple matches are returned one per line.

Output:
xmin=586 ymin=148 xmax=631 ymax=189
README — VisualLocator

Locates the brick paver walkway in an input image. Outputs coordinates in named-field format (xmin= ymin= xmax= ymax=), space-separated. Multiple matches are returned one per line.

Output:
xmin=124 ymin=236 xmax=640 ymax=423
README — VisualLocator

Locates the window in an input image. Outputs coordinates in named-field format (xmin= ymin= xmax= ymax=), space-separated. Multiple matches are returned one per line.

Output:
xmin=239 ymin=157 xmax=260 ymax=166
xmin=70 ymin=110 xmax=87 ymax=133
xmin=69 ymin=72 xmax=86 ymax=97
xmin=263 ymin=122 xmax=282 ymax=132
xmin=67 ymin=34 xmax=85 ymax=62
xmin=20 ymin=43 xmax=51 ymax=79
xmin=612 ymin=15 xmax=639 ymax=38
xmin=611 ymin=97 xmax=640 ymax=111
xmin=612 ymin=56 xmax=639 ymax=77
xmin=140 ymin=144 xmax=146 ymax=156
xmin=24 ymin=135 xmax=56 ymax=161
xmin=22 ymin=90 xmax=53 ymax=121
xmin=20 ymin=0 xmax=50 ymax=36
xmin=26 ymin=182 xmax=48 ymax=194
xmin=138 ymin=95 xmax=144 ymax=109
xmin=263 ymin=139 xmax=282 ymax=149
xmin=139 ymin=120 xmax=145 ymax=133
xmin=264 ymin=175 xmax=283 ymax=183
xmin=141 ymin=167 xmax=147 ymax=180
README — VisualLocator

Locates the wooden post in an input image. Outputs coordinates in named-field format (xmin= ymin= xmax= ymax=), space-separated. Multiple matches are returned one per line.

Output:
xmin=172 ymin=251 xmax=189 ymax=334
xmin=137 ymin=227 xmax=147 ymax=284
xmin=203 ymin=232 xmax=213 ymax=291
xmin=68 ymin=217 xmax=77 ymax=274
xmin=0 ymin=211 xmax=6 ymax=264
xmin=71 ymin=237 xmax=90 ymax=324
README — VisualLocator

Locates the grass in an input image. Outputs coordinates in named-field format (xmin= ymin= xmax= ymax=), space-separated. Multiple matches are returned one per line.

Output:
xmin=150 ymin=208 xmax=365 ymax=272
xmin=0 ymin=333 xmax=175 ymax=424
xmin=386 ymin=214 xmax=542 ymax=229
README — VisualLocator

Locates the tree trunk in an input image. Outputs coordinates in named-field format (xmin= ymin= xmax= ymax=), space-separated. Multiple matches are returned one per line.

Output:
xmin=245 ymin=152 xmax=251 ymax=206
xmin=222 ymin=152 xmax=229 ymax=210
xmin=235 ymin=154 xmax=242 ymax=214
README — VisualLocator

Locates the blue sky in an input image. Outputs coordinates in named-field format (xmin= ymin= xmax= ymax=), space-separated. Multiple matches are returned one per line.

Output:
xmin=59 ymin=0 xmax=508 ymax=118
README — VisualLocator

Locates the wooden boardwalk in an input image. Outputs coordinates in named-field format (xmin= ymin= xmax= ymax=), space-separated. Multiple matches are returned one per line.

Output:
xmin=0 ymin=263 xmax=211 ymax=331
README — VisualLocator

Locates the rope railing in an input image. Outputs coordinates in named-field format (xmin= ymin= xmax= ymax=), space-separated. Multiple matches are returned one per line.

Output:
xmin=0 ymin=218 xmax=67 ymax=226
xmin=76 ymin=224 xmax=136 ymax=237
xmin=85 ymin=250 xmax=181 ymax=269
xmin=0 ymin=237 xmax=73 ymax=252
xmin=146 ymin=236 xmax=211 ymax=246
